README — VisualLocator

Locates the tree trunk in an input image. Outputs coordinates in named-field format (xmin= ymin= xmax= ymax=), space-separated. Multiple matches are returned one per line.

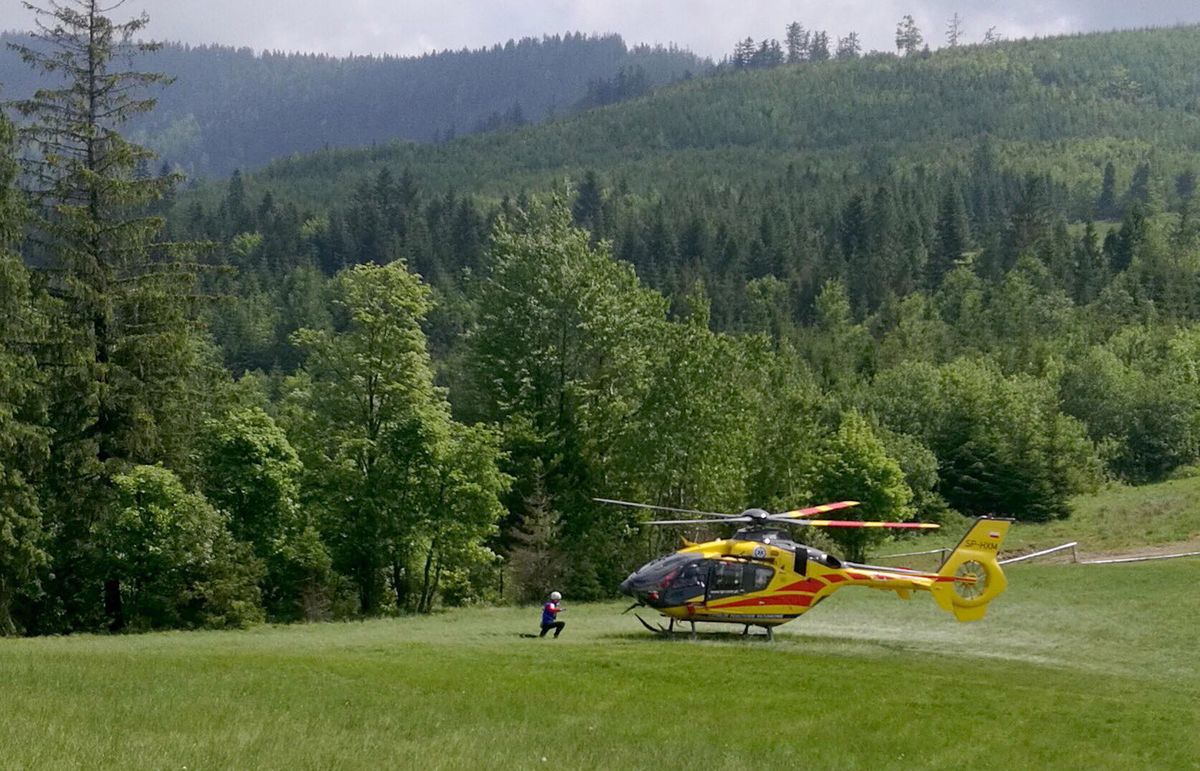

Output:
xmin=429 ymin=560 xmax=444 ymax=613
xmin=104 ymin=578 xmax=124 ymax=632
xmin=357 ymin=558 xmax=377 ymax=616
xmin=418 ymin=544 xmax=435 ymax=614
xmin=391 ymin=555 xmax=408 ymax=611
xmin=0 ymin=579 xmax=15 ymax=636
xmin=420 ymin=540 xmax=444 ymax=612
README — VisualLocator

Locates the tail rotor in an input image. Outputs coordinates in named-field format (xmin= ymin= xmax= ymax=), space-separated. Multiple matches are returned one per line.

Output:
xmin=929 ymin=517 xmax=1014 ymax=621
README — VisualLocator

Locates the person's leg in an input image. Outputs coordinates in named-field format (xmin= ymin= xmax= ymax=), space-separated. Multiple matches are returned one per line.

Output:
xmin=553 ymin=621 xmax=565 ymax=638
xmin=539 ymin=623 xmax=550 ymax=638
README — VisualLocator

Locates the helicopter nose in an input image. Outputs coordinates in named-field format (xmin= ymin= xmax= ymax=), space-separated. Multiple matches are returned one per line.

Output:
xmin=619 ymin=574 xmax=636 ymax=596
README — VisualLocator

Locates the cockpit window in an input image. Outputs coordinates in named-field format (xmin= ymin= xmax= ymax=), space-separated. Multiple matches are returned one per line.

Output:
xmin=669 ymin=560 xmax=705 ymax=586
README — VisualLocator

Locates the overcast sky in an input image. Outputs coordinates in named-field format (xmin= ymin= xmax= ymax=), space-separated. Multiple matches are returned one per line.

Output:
xmin=3 ymin=1 xmax=1199 ymax=59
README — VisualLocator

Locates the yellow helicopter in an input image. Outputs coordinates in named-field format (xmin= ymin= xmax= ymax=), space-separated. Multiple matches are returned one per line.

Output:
xmin=598 ymin=499 xmax=1013 ymax=639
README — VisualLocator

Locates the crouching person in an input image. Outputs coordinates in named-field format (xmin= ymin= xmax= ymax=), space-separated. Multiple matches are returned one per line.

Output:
xmin=540 ymin=591 xmax=566 ymax=638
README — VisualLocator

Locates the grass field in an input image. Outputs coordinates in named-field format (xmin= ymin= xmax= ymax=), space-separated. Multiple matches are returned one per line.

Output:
xmin=3 ymin=559 xmax=1198 ymax=770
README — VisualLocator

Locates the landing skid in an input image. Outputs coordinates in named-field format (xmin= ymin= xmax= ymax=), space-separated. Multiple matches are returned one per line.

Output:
xmin=634 ymin=614 xmax=774 ymax=640
xmin=634 ymin=613 xmax=678 ymax=636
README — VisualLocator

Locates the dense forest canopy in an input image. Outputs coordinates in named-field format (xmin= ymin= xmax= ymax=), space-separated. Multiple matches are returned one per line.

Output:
xmin=2 ymin=3 xmax=1200 ymax=637
xmin=0 ymin=31 xmax=708 ymax=178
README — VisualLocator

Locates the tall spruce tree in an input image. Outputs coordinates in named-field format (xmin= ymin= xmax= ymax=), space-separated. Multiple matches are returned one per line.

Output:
xmin=0 ymin=113 xmax=50 ymax=635
xmin=946 ymin=13 xmax=964 ymax=47
xmin=1097 ymin=161 xmax=1118 ymax=219
xmin=1127 ymin=161 xmax=1152 ymax=207
xmin=896 ymin=15 xmax=924 ymax=56
xmin=785 ymin=22 xmax=809 ymax=63
xmin=808 ymin=32 xmax=831 ymax=62
xmin=10 ymin=1 xmax=207 ymax=631
xmin=930 ymin=186 xmax=969 ymax=288
xmin=836 ymin=33 xmax=862 ymax=60
xmin=572 ymin=170 xmax=604 ymax=235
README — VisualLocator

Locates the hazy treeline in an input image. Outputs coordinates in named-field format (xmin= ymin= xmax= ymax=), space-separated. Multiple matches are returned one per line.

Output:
xmin=0 ymin=31 xmax=707 ymax=179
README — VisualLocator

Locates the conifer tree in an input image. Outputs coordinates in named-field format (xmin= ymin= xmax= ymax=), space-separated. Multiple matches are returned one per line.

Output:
xmin=1097 ymin=161 xmax=1118 ymax=219
xmin=930 ymin=187 xmax=969 ymax=287
xmin=809 ymin=32 xmax=831 ymax=62
xmin=836 ymin=33 xmax=862 ymax=60
xmin=11 ymin=0 xmax=207 ymax=631
xmin=572 ymin=170 xmax=605 ymax=235
xmin=1073 ymin=221 xmax=1107 ymax=304
xmin=1127 ymin=161 xmax=1152 ymax=207
xmin=1175 ymin=170 xmax=1196 ymax=204
xmin=946 ymin=13 xmax=964 ymax=47
xmin=0 ymin=115 xmax=49 ymax=634
xmin=733 ymin=37 xmax=755 ymax=69
xmin=785 ymin=22 xmax=809 ymax=63
xmin=1107 ymin=204 xmax=1147 ymax=273
xmin=896 ymin=15 xmax=924 ymax=56
xmin=506 ymin=466 xmax=565 ymax=602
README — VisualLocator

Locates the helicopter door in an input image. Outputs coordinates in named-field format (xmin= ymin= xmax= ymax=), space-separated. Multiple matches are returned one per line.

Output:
xmin=748 ymin=564 xmax=774 ymax=591
xmin=705 ymin=561 xmax=745 ymax=601
xmin=704 ymin=561 xmax=775 ymax=602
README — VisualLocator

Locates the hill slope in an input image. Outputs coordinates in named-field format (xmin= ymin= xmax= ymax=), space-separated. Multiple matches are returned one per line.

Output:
xmin=0 ymin=32 xmax=707 ymax=178
xmin=240 ymin=26 xmax=1200 ymax=211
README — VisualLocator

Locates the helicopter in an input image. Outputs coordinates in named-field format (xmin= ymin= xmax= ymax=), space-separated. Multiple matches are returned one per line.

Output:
xmin=597 ymin=498 xmax=1013 ymax=639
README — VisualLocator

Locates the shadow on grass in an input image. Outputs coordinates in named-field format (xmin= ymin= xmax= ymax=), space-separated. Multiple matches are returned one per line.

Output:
xmin=598 ymin=629 xmax=777 ymax=644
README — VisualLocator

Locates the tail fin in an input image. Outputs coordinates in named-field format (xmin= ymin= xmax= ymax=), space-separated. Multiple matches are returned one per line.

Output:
xmin=929 ymin=517 xmax=1013 ymax=622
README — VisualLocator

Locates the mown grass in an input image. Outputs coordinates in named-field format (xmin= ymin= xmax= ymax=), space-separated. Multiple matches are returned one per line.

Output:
xmin=2 ymin=560 xmax=1197 ymax=770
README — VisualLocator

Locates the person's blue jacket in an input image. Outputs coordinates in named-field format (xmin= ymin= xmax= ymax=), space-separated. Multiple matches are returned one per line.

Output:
xmin=541 ymin=601 xmax=561 ymax=626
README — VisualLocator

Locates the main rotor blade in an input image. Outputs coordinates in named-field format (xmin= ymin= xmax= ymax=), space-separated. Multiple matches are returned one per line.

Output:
xmin=770 ymin=518 xmax=941 ymax=530
xmin=777 ymin=500 xmax=861 ymax=518
xmin=643 ymin=517 xmax=755 ymax=526
xmin=593 ymin=498 xmax=738 ymax=519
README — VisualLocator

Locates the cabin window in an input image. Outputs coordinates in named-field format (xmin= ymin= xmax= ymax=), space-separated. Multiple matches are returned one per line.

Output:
xmin=708 ymin=561 xmax=744 ymax=596
xmin=748 ymin=565 xmax=774 ymax=591
xmin=704 ymin=561 xmax=774 ymax=598
xmin=793 ymin=550 xmax=808 ymax=576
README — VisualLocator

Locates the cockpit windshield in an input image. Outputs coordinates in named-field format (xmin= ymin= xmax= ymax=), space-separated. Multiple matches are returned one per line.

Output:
xmin=634 ymin=553 xmax=693 ymax=583
xmin=621 ymin=553 xmax=708 ymax=605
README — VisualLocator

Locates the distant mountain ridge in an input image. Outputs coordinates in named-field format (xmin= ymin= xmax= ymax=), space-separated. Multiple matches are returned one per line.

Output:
xmin=231 ymin=25 xmax=1200 ymax=215
xmin=0 ymin=31 xmax=708 ymax=178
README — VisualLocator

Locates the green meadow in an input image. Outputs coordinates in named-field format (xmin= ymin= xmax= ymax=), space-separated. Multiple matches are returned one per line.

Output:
xmin=887 ymin=475 xmax=1200 ymax=560
xmin=3 ymin=559 xmax=1197 ymax=770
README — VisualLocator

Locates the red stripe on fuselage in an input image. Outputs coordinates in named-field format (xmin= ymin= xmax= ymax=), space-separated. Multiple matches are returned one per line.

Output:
xmin=711 ymin=594 xmax=815 ymax=609
xmin=778 ymin=579 xmax=826 ymax=593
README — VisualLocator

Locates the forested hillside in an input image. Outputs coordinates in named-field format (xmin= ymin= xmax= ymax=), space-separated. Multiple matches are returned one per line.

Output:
xmin=3 ymin=5 xmax=1200 ymax=637
xmin=236 ymin=25 xmax=1200 ymax=210
xmin=0 ymin=32 xmax=707 ymax=178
